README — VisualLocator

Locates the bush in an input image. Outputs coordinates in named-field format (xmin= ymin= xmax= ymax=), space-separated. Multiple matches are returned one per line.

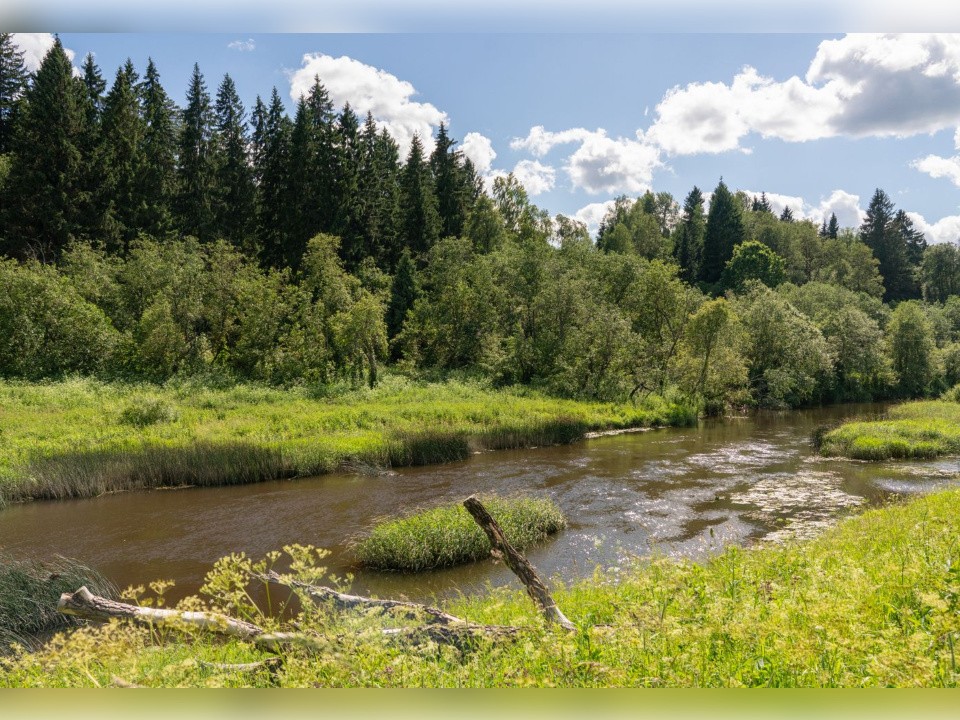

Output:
xmin=355 ymin=496 xmax=566 ymax=572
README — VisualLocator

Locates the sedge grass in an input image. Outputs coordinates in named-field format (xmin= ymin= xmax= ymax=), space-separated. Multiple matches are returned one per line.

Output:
xmin=819 ymin=400 xmax=960 ymax=460
xmin=355 ymin=496 xmax=566 ymax=571
xmin=0 ymin=556 xmax=116 ymax=653
xmin=0 ymin=375 xmax=693 ymax=504
xmin=5 ymin=487 xmax=960 ymax=686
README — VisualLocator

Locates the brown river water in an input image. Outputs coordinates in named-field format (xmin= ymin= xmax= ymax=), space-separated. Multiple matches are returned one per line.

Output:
xmin=1 ymin=402 xmax=958 ymax=604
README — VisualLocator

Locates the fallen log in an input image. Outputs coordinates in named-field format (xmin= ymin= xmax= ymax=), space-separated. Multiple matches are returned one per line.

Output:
xmin=463 ymin=495 xmax=576 ymax=631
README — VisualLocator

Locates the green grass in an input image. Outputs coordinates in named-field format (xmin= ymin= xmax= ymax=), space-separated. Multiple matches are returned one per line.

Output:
xmin=5 ymin=486 xmax=960 ymax=687
xmin=0 ymin=375 xmax=695 ymax=505
xmin=0 ymin=556 xmax=116 ymax=653
xmin=819 ymin=400 xmax=960 ymax=460
xmin=355 ymin=496 xmax=567 ymax=572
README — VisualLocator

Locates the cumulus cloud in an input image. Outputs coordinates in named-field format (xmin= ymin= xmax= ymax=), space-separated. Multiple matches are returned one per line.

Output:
xmin=742 ymin=190 xmax=807 ymax=218
xmin=647 ymin=34 xmax=960 ymax=156
xmin=512 ymin=160 xmax=556 ymax=195
xmin=510 ymin=126 xmax=601 ymax=156
xmin=571 ymin=200 xmax=619 ymax=236
xmin=12 ymin=33 xmax=76 ymax=73
xmin=289 ymin=53 xmax=447 ymax=156
xmin=906 ymin=212 xmax=960 ymax=244
xmin=460 ymin=132 xmax=496 ymax=174
xmin=228 ymin=39 xmax=256 ymax=52
xmin=912 ymin=153 xmax=960 ymax=187
xmin=565 ymin=131 xmax=661 ymax=194
xmin=742 ymin=188 xmax=866 ymax=228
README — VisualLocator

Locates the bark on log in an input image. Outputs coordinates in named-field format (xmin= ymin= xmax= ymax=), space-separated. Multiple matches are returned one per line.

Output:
xmin=463 ymin=495 xmax=577 ymax=631
xmin=255 ymin=570 xmax=468 ymax=626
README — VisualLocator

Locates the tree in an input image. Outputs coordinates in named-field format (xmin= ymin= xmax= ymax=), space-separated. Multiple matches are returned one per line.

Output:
xmin=0 ymin=33 xmax=29 ymax=155
xmin=213 ymin=73 xmax=255 ymax=249
xmin=826 ymin=212 xmax=839 ymax=239
xmin=921 ymin=243 xmax=960 ymax=303
xmin=720 ymin=240 xmax=787 ymax=291
xmin=751 ymin=192 xmax=772 ymax=214
xmin=175 ymin=64 xmax=216 ymax=241
xmin=332 ymin=103 xmax=364 ymax=267
xmin=386 ymin=248 xmax=418 ymax=345
xmin=779 ymin=206 xmax=794 ymax=223
xmin=891 ymin=208 xmax=925 ymax=299
xmin=136 ymin=58 xmax=178 ymax=239
xmin=2 ymin=37 xmax=86 ymax=259
xmin=399 ymin=134 xmax=441 ymax=259
xmin=859 ymin=188 xmax=913 ymax=302
xmin=255 ymin=88 xmax=293 ymax=267
xmin=101 ymin=59 xmax=146 ymax=249
xmin=673 ymin=186 xmax=706 ymax=283
xmin=887 ymin=301 xmax=938 ymax=398
xmin=701 ymin=179 xmax=745 ymax=285
xmin=430 ymin=122 xmax=471 ymax=239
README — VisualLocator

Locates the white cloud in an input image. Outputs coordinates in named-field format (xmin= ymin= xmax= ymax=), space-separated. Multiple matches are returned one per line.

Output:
xmin=572 ymin=200 xmax=619 ymax=236
xmin=647 ymin=34 xmax=960 ymax=156
xmin=564 ymin=130 xmax=661 ymax=195
xmin=906 ymin=212 xmax=960 ymax=244
xmin=815 ymin=189 xmax=866 ymax=229
xmin=742 ymin=189 xmax=806 ymax=218
xmin=289 ymin=53 xmax=447 ymax=156
xmin=510 ymin=126 xmax=601 ymax=156
xmin=228 ymin=39 xmax=256 ymax=52
xmin=955 ymin=127 xmax=960 ymax=150
xmin=460 ymin=132 xmax=496 ymax=174
xmin=512 ymin=160 xmax=555 ymax=195
xmin=12 ymin=33 xmax=77 ymax=74
xmin=912 ymin=153 xmax=960 ymax=188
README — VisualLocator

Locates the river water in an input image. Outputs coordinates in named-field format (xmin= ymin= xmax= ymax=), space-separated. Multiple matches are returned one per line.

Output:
xmin=1 ymin=403 xmax=958 ymax=603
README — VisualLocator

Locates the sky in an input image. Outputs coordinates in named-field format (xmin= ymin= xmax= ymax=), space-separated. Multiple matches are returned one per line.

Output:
xmin=9 ymin=31 xmax=960 ymax=243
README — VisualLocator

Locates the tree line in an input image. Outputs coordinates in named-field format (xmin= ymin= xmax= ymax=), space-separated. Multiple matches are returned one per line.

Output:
xmin=3 ymin=34 xmax=960 ymax=410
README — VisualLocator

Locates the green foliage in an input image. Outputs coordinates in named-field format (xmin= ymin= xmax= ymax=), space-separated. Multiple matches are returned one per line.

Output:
xmin=0 ymin=260 xmax=119 ymax=379
xmin=701 ymin=179 xmax=745 ymax=285
xmin=720 ymin=240 xmax=786 ymax=291
xmin=355 ymin=496 xmax=566 ymax=571
xmin=887 ymin=301 xmax=939 ymax=398
xmin=732 ymin=282 xmax=833 ymax=408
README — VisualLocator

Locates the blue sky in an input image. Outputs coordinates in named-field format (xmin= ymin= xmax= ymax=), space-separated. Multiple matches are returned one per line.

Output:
xmin=10 ymin=32 xmax=960 ymax=241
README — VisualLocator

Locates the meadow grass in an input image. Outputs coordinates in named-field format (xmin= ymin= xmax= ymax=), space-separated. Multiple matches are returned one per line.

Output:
xmin=0 ymin=556 xmax=116 ymax=653
xmin=0 ymin=375 xmax=694 ymax=505
xmin=355 ymin=496 xmax=566 ymax=572
xmin=819 ymin=400 xmax=960 ymax=460
xmin=4 ymin=486 xmax=960 ymax=687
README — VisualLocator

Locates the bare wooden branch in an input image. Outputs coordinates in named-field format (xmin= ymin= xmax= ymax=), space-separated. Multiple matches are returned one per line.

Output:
xmin=255 ymin=570 xmax=467 ymax=626
xmin=463 ymin=495 xmax=576 ymax=631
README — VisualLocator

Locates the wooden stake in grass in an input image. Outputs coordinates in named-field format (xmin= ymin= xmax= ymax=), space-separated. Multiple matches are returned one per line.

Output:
xmin=463 ymin=495 xmax=576 ymax=631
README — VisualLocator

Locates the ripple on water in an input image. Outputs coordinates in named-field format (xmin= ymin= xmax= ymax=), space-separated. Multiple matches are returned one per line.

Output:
xmin=686 ymin=442 xmax=796 ymax=473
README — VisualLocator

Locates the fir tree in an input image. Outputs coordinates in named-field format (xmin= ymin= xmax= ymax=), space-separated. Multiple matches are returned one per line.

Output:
xmin=175 ymin=63 xmax=216 ymax=241
xmin=399 ymin=134 xmax=441 ymax=261
xmin=137 ymin=58 xmax=179 ymax=238
xmin=0 ymin=33 xmax=29 ymax=154
xmin=2 ymin=38 xmax=85 ymax=259
xmin=701 ymin=179 xmax=744 ymax=285
xmin=673 ymin=186 xmax=706 ymax=283
xmin=213 ymin=73 xmax=255 ymax=249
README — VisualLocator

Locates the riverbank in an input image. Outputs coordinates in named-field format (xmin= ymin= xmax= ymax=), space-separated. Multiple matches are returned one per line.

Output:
xmin=4 ymin=484 xmax=960 ymax=686
xmin=0 ymin=376 xmax=696 ymax=505
xmin=819 ymin=400 xmax=960 ymax=460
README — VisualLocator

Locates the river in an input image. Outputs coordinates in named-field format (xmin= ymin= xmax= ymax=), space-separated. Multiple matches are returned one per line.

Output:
xmin=1 ymin=402 xmax=958 ymax=603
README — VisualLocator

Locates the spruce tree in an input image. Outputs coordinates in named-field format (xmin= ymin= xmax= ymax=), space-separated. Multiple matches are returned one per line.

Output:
xmin=213 ymin=73 xmax=255 ymax=249
xmin=399 ymin=133 xmax=441 ymax=261
xmin=2 ymin=38 xmax=85 ymax=259
xmin=256 ymin=88 xmax=293 ymax=267
xmin=701 ymin=179 xmax=744 ymax=285
xmin=0 ymin=33 xmax=29 ymax=154
xmin=751 ymin=192 xmax=772 ymax=214
xmin=826 ymin=212 xmax=839 ymax=239
xmin=356 ymin=113 xmax=400 ymax=268
xmin=333 ymin=102 xmax=363 ymax=267
xmin=892 ymin=208 xmax=926 ymax=300
xmin=860 ymin=188 xmax=912 ymax=302
xmin=137 ymin=58 xmax=179 ymax=239
xmin=779 ymin=206 xmax=794 ymax=223
xmin=673 ymin=186 xmax=706 ymax=284
xmin=101 ymin=59 xmax=146 ymax=249
xmin=430 ymin=122 xmax=470 ymax=239
xmin=387 ymin=247 xmax=419 ymax=344
xmin=175 ymin=63 xmax=216 ymax=241
xmin=74 ymin=53 xmax=110 ymax=241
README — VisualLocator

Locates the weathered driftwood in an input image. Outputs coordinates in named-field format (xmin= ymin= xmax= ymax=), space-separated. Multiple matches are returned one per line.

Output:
xmin=463 ymin=495 xmax=577 ymax=631
xmin=257 ymin=570 xmax=520 ymax=646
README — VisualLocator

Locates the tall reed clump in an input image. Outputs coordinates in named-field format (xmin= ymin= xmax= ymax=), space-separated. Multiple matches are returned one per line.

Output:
xmin=355 ymin=496 xmax=566 ymax=572
xmin=0 ymin=556 xmax=117 ymax=652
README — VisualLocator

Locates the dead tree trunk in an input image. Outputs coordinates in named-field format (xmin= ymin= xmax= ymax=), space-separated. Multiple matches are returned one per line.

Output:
xmin=463 ymin=495 xmax=576 ymax=631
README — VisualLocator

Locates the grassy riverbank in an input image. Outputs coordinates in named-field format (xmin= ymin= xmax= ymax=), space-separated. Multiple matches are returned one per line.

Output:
xmin=355 ymin=496 xmax=566 ymax=571
xmin=0 ymin=376 xmax=695 ymax=504
xmin=819 ymin=400 xmax=960 ymax=460
xmin=3 ymin=486 xmax=960 ymax=686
